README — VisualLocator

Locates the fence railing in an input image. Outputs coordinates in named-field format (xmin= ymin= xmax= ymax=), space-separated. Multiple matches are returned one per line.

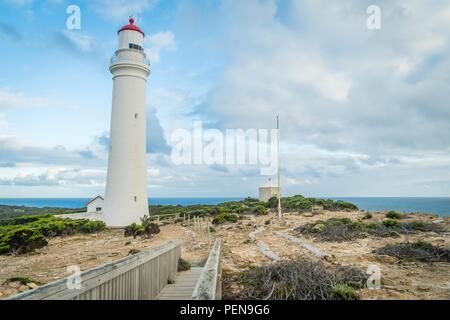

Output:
xmin=6 ymin=240 xmax=181 ymax=300
xmin=191 ymin=238 xmax=223 ymax=300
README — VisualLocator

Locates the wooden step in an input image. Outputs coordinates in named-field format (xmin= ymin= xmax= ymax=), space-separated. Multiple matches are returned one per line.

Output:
xmin=156 ymin=267 xmax=203 ymax=300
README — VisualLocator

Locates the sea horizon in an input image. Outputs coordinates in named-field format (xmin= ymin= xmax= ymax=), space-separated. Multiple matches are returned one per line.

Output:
xmin=0 ymin=196 xmax=449 ymax=216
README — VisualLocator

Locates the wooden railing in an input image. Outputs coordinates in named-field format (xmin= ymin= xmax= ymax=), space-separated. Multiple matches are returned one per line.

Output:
xmin=6 ymin=240 xmax=181 ymax=300
xmin=191 ymin=238 xmax=223 ymax=300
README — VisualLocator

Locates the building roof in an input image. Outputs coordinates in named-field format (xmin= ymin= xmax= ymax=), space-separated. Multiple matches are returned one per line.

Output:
xmin=118 ymin=18 xmax=145 ymax=37
xmin=86 ymin=196 xmax=104 ymax=206
xmin=260 ymin=178 xmax=278 ymax=188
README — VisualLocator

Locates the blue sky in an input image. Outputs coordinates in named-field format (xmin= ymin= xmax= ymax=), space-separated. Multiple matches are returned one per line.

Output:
xmin=1 ymin=0 xmax=450 ymax=198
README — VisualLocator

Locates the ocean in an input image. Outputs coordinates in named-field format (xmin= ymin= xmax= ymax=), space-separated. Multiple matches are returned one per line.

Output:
xmin=0 ymin=197 xmax=449 ymax=216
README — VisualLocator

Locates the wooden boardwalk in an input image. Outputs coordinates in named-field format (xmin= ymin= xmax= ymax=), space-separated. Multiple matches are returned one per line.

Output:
xmin=156 ymin=267 xmax=203 ymax=300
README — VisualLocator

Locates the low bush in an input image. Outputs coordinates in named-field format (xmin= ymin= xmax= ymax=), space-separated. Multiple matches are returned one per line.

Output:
xmin=330 ymin=284 xmax=359 ymax=300
xmin=178 ymin=258 xmax=191 ymax=272
xmin=124 ymin=223 xmax=144 ymax=238
xmin=124 ymin=216 xmax=160 ymax=239
xmin=0 ymin=215 xmax=106 ymax=255
xmin=7 ymin=276 xmax=38 ymax=285
xmin=386 ymin=211 xmax=403 ymax=220
xmin=362 ymin=213 xmax=373 ymax=220
xmin=141 ymin=215 xmax=160 ymax=238
xmin=374 ymin=241 xmax=450 ymax=263
xmin=0 ymin=226 xmax=48 ymax=254
xmin=267 ymin=195 xmax=358 ymax=212
xmin=253 ymin=206 xmax=268 ymax=215
xmin=222 ymin=259 xmax=366 ymax=300
xmin=383 ymin=219 xmax=401 ymax=228
xmin=212 ymin=213 xmax=239 ymax=225
xmin=295 ymin=217 xmax=446 ymax=242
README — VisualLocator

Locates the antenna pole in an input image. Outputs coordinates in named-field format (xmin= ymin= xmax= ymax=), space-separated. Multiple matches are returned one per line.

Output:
xmin=277 ymin=116 xmax=282 ymax=220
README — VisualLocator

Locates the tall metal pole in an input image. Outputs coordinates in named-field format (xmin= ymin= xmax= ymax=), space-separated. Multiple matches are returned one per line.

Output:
xmin=277 ymin=116 xmax=282 ymax=220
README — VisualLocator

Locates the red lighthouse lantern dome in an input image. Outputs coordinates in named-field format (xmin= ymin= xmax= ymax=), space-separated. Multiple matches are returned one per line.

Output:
xmin=118 ymin=17 xmax=145 ymax=37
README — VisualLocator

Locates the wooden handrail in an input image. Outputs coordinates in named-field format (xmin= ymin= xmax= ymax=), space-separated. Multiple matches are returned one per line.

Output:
xmin=191 ymin=238 xmax=222 ymax=300
xmin=6 ymin=240 xmax=182 ymax=300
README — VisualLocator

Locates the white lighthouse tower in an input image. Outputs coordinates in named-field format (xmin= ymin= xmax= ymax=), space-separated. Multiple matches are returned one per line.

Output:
xmin=104 ymin=18 xmax=150 ymax=227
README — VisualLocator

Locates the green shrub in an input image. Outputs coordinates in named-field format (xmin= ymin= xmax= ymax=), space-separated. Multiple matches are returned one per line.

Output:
xmin=140 ymin=215 xmax=160 ymax=238
xmin=124 ymin=223 xmax=144 ymax=238
xmin=0 ymin=226 xmax=48 ymax=254
xmin=386 ymin=211 xmax=402 ymax=220
xmin=383 ymin=219 xmax=400 ymax=228
xmin=178 ymin=258 xmax=191 ymax=272
xmin=253 ymin=206 xmax=268 ymax=215
xmin=212 ymin=213 xmax=239 ymax=225
xmin=7 ymin=276 xmax=37 ymax=285
xmin=409 ymin=220 xmax=425 ymax=231
xmin=312 ymin=224 xmax=326 ymax=233
xmin=0 ymin=215 xmax=106 ymax=255
xmin=125 ymin=217 xmax=160 ymax=239
xmin=331 ymin=284 xmax=359 ymax=300
xmin=362 ymin=213 xmax=373 ymax=220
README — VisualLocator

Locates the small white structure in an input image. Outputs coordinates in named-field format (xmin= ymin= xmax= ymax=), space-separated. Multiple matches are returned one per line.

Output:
xmin=104 ymin=18 xmax=151 ymax=227
xmin=259 ymin=180 xmax=280 ymax=202
xmin=87 ymin=196 xmax=104 ymax=213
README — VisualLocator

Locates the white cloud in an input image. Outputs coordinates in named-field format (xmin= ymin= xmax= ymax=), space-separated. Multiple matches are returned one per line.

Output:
xmin=0 ymin=168 xmax=107 ymax=187
xmin=145 ymin=31 xmax=176 ymax=63
xmin=0 ymin=88 xmax=57 ymax=110
xmin=92 ymin=0 xmax=159 ymax=21
xmin=55 ymin=30 xmax=96 ymax=54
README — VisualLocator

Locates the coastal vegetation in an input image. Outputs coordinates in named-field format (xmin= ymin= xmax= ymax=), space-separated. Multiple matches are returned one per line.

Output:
xmin=0 ymin=205 xmax=85 ymax=221
xmin=385 ymin=211 xmax=404 ymax=220
xmin=267 ymin=195 xmax=358 ymax=212
xmin=0 ymin=215 xmax=106 ymax=255
xmin=178 ymin=258 xmax=191 ymax=272
xmin=147 ymin=196 xmax=358 ymax=221
xmin=295 ymin=217 xmax=447 ymax=242
xmin=374 ymin=241 xmax=450 ymax=263
xmin=223 ymin=259 xmax=366 ymax=300
xmin=124 ymin=215 xmax=160 ymax=239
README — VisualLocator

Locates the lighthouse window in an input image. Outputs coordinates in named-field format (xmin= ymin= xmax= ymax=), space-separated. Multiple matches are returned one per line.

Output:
xmin=135 ymin=113 xmax=138 ymax=119
xmin=134 ymin=196 xmax=137 ymax=202
xmin=129 ymin=43 xmax=143 ymax=51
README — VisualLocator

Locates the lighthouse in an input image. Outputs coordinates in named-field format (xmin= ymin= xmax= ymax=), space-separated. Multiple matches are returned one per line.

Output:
xmin=104 ymin=18 xmax=150 ymax=227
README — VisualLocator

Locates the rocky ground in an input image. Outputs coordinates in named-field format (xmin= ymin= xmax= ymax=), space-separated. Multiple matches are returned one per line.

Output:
xmin=1 ymin=210 xmax=449 ymax=300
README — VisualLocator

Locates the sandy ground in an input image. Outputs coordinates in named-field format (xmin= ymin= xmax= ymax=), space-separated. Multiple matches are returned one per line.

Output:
xmin=0 ymin=223 xmax=210 ymax=299
xmin=1 ymin=211 xmax=449 ymax=300
xmin=215 ymin=211 xmax=450 ymax=300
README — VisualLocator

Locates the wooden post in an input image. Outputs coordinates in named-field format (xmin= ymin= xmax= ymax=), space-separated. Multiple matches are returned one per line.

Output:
xmin=188 ymin=215 xmax=191 ymax=227
xmin=207 ymin=218 xmax=211 ymax=249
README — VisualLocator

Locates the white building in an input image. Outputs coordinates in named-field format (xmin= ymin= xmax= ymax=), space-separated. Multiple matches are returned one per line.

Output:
xmin=86 ymin=196 xmax=104 ymax=213
xmin=104 ymin=18 xmax=151 ymax=227
xmin=259 ymin=180 xmax=280 ymax=202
